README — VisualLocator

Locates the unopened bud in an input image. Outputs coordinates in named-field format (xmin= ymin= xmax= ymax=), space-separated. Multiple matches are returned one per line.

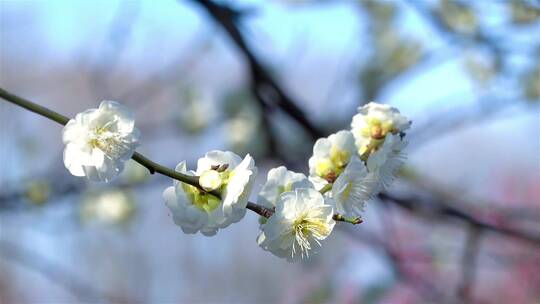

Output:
xmin=199 ymin=170 xmax=223 ymax=191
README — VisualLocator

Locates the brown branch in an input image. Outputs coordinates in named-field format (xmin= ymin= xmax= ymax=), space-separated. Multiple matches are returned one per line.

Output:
xmin=246 ymin=202 xmax=274 ymax=219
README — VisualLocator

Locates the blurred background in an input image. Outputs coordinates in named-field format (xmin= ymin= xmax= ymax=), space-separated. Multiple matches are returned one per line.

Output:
xmin=1 ymin=0 xmax=539 ymax=303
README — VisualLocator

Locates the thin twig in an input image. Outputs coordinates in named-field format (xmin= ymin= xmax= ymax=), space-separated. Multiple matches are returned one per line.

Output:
xmin=0 ymin=87 xmax=69 ymax=125
xmin=332 ymin=214 xmax=362 ymax=225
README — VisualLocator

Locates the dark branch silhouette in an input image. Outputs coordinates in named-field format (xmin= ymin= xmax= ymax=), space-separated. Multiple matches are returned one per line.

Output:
xmin=188 ymin=0 xmax=325 ymax=140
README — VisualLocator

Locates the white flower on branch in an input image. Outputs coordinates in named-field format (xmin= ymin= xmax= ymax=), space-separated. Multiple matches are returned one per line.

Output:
xmin=351 ymin=102 xmax=410 ymax=157
xmin=258 ymin=166 xmax=312 ymax=209
xmin=62 ymin=101 xmax=140 ymax=182
xmin=308 ymin=130 xmax=357 ymax=189
xmin=366 ymin=133 xmax=408 ymax=193
xmin=163 ymin=151 xmax=257 ymax=236
xmin=328 ymin=156 xmax=376 ymax=217
xmin=257 ymin=188 xmax=335 ymax=262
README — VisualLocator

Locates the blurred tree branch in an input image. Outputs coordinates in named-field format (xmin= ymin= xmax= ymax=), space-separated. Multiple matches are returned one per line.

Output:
xmin=378 ymin=192 xmax=540 ymax=246
xmin=188 ymin=0 xmax=325 ymax=140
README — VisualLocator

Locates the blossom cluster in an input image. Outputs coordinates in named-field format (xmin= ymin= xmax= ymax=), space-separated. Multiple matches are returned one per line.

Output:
xmin=62 ymin=100 xmax=410 ymax=262
xmin=257 ymin=102 xmax=411 ymax=261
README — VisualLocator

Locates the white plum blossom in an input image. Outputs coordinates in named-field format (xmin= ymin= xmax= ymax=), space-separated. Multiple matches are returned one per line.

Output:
xmin=258 ymin=166 xmax=312 ymax=209
xmin=351 ymin=102 xmax=411 ymax=157
xmin=163 ymin=162 xmax=214 ymax=235
xmin=197 ymin=151 xmax=257 ymax=220
xmin=308 ymin=130 xmax=357 ymax=189
xmin=257 ymin=188 xmax=335 ymax=262
xmin=62 ymin=101 xmax=140 ymax=182
xmin=366 ymin=133 xmax=408 ymax=193
xmin=329 ymin=156 xmax=376 ymax=217
xmin=163 ymin=151 xmax=257 ymax=236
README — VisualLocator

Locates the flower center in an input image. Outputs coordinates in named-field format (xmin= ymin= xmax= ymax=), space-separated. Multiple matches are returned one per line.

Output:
xmin=181 ymin=183 xmax=221 ymax=213
xmin=315 ymin=146 xmax=351 ymax=181
xmin=89 ymin=125 xmax=131 ymax=159
xmin=292 ymin=215 xmax=331 ymax=258
xmin=357 ymin=116 xmax=399 ymax=157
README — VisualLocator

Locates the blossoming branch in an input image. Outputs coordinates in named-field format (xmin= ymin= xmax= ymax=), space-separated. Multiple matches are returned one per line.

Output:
xmin=0 ymin=87 xmax=411 ymax=262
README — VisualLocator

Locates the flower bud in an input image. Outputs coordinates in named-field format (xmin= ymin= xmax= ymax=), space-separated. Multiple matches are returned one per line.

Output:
xmin=199 ymin=170 xmax=223 ymax=191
